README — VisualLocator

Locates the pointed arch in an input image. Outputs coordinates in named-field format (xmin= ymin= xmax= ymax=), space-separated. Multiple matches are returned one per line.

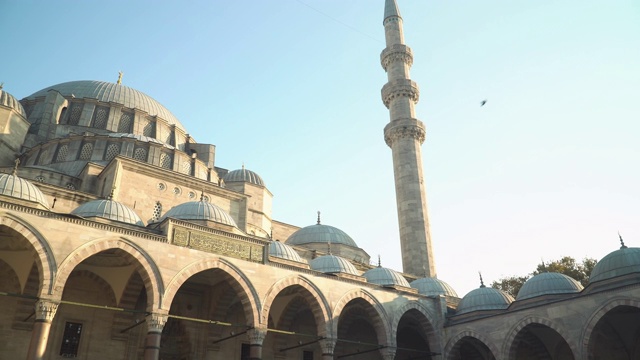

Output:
xmin=445 ymin=329 xmax=499 ymax=360
xmin=163 ymin=257 xmax=260 ymax=327
xmin=503 ymin=316 xmax=578 ymax=360
xmin=392 ymin=301 xmax=441 ymax=353
xmin=333 ymin=288 xmax=391 ymax=346
xmin=52 ymin=237 xmax=162 ymax=310
xmin=261 ymin=275 xmax=332 ymax=336
xmin=582 ymin=297 xmax=640 ymax=360
xmin=0 ymin=213 xmax=56 ymax=296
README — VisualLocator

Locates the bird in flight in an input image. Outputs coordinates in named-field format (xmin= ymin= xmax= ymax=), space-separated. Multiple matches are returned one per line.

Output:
xmin=480 ymin=100 xmax=487 ymax=107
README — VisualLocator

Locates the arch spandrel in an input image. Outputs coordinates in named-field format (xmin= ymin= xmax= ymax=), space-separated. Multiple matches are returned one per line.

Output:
xmin=503 ymin=316 xmax=578 ymax=360
xmin=260 ymin=275 xmax=332 ymax=337
xmin=163 ymin=257 xmax=260 ymax=327
xmin=52 ymin=237 xmax=162 ymax=310
xmin=444 ymin=330 xmax=499 ymax=360
xmin=582 ymin=297 xmax=640 ymax=360
xmin=333 ymin=288 xmax=392 ymax=346
xmin=0 ymin=213 xmax=56 ymax=296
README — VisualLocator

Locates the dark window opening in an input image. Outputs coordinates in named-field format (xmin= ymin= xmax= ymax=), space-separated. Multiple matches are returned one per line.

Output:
xmin=59 ymin=322 xmax=83 ymax=357
xmin=303 ymin=350 xmax=314 ymax=360
xmin=241 ymin=343 xmax=250 ymax=360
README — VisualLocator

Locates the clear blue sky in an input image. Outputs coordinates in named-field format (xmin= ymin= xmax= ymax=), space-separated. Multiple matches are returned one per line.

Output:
xmin=2 ymin=0 xmax=639 ymax=296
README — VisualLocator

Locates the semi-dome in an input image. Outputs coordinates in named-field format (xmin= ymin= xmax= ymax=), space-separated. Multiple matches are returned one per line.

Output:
xmin=269 ymin=241 xmax=304 ymax=263
xmin=0 ymin=89 xmax=27 ymax=118
xmin=516 ymin=272 xmax=583 ymax=300
xmin=411 ymin=277 xmax=458 ymax=297
xmin=71 ymin=199 xmax=144 ymax=226
xmin=310 ymin=255 xmax=359 ymax=275
xmin=364 ymin=266 xmax=410 ymax=287
xmin=457 ymin=286 xmax=514 ymax=315
xmin=23 ymin=80 xmax=185 ymax=132
xmin=590 ymin=246 xmax=640 ymax=283
xmin=0 ymin=172 xmax=49 ymax=209
xmin=287 ymin=224 xmax=358 ymax=248
xmin=223 ymin=166 xmax=264 ymax=186
xmin=162 ymin=201 xmax=237 ymax=227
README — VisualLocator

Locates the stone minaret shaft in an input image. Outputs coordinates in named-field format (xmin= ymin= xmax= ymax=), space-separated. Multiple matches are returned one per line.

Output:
xmin=381 ymin=0 xmax=436 ymax=277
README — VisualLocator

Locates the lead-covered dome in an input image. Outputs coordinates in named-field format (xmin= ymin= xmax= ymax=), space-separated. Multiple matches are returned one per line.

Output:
xmin=516 ymin=272 xmax=583 ymax=300
xmin=590 ymin=246 xmax=640 ymax=283
xmin=0 ymin=89 xmax=27 ymax=118
xmin=269 ymin=241 xmax=304 ymax=263
xmin=0 ymin=172 xmax=49 ymax=209
xmin=24 ymin=80 xmax=185 ymax=132
xmin=310 ymin=255 xmax=358 ymax=275
xmin=71 ymin=199 xmax=144 ymax=226
xmin=287 ymin=224 xmax=358 ymax=247
xmin=162 ymin=201 xmax=237 ymax=227
xmin=457 ymin=286 xmax=514 ymax=314
xmin=364 ymin=266 xmax=410 ymax=287
xmin=411 ymin=277 xmax=458 ymax=297
xmin=223 ymin=166 xmax=264 ymax=186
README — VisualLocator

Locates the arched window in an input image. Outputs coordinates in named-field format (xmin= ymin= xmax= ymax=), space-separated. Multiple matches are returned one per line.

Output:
xmin=92 ymin=107 xmax=109 ymax=129
xmin=152 ymin=201 xmax=162 ymax=222
xmin=79 ymin=143 xmax=93 ymax=160
xmin=117 ymin=112 xmax=133 ymax=133
xmin=159 ymin=153 xmax=172 ymax=169
xmin=55 ymin=144 xmax=69 ymax=162
xmin=104 ymin=143 xmax=121 ymax=161
xmin=68 ymin=104 xmax=82 ymax=125
xmin=133 ymin=147 xmax=147 ymax=162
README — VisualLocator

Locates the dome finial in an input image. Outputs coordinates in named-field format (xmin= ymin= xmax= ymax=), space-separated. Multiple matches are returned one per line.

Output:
xmin=378 ymin=255 xmax=382 ymax=268
xmin=109 ymin=186 xmax=116 ymax=200
xmin=619 ymin=231 xmax=627 ymax=249
xmin=0 ymin=82 xmax=4 ymax=90
xmin=242 ymin=162 xmax=245 ymax=170
xmin=200 ymin=189 xmax=205 ymax=202
xmin=317 ymin=211 xmax=321 ymax=225
xmin=117 ymin=71 xmax=123 ymax=85
xmin=12 ymin=158 xmax=20 ymax=176
xmin=479 ymin=271 xmax=486 ymax=288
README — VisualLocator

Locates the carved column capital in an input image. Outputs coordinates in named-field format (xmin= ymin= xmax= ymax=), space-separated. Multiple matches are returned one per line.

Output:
xmin=380 ymin=347 xmax=396 ymax=360
xmin=247 ymin=327 xmax=268 ymax=345
xmin=319 ymin=338 xmax=337 ymax=355
xmin=35 ymin=299 xmax=59 ymax=322
xmin=147 ymin=313 xmax=168 ymax=333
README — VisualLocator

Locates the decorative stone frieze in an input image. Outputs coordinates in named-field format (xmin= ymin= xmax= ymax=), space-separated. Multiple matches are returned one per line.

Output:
xmin=381 ymin=79 xmax=419 ymax=108
xmin=380 ymin=44 xmax=414 ymax=71
xmin=34 ymin=300 xmax=59 ymax=322
xmin=319 ymin=338 xmax=336 ymax=355
xmin=384 ymin=120 xmax=426 ymax=146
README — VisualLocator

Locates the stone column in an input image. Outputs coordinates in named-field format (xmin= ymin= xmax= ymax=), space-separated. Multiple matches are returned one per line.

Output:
xmin=247 ymin=328 xmax=268 ymax=360
xmin=26 ymin=299 xmax=59 ymax=360
xmin=319 ymin=338 xmax=336 ymax=360
xmin=247 ymin=329 xmax=267 ymax=360
xmin=381 ymin=347 xmax=396 ymax=360
xmin=143 ymin=312 xmax=168 ymax=360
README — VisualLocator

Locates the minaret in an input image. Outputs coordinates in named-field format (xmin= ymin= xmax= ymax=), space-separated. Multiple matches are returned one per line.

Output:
xmin=381 ymin=0 xmax=436 ymax=277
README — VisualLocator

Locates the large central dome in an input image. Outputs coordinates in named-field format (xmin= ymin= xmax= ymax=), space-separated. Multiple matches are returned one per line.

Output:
xmin=24 ymin=80 xmax=185 ymax=132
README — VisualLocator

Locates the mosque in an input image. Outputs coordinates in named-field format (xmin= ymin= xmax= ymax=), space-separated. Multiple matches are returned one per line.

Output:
xmin=0 ymin=1 xmax=639 ymax=359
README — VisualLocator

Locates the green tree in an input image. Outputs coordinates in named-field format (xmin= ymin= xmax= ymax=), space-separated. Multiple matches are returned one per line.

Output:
xmin=491 ymin=256 xmax=597 ymax=298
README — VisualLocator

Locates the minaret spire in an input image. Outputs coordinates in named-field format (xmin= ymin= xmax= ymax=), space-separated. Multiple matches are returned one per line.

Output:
xmin=381 ymin=0 xmax=436 ymax=277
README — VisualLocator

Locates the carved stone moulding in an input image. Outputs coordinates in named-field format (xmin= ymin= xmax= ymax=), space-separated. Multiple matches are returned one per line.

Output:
xmin=380 ymin=44 xmax=414 ymax=71
xmin=381 ymin=79 xmax=420 ymax=108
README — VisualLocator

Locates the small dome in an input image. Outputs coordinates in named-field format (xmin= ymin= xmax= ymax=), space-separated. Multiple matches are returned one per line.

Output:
xmin=590 ymin=246 xmax=640 ymax=283
xmin=269 ymin=241 xmax=304 ymax=263
xmin=223 ymin=167 xmax=264 ymax=186
xmin=0 ymin=173 xmax=49 ymax=209
xmin=516 ymin=272 xmax=583 ymax=300
xmin=162 ymin=201 xmax=237 ymax=227
xmin=364 ymin=267 xmax=410 ymax=287
xmin=0 ymin=89 xmax=27 ymax=118
xmin=72 ymin=199 xmax=144 ymax=226
xmin=456 ymin=286 xmax=513 ymax=315
xmin=287 ymin=224 xmax=358 ymax=247
xmin=411 ymin=277 xmax=459 ymax=297
xmin=310 ymin=255 xmax=359 ymax=275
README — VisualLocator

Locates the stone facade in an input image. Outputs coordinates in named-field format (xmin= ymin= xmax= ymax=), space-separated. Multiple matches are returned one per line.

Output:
xmin=0 ymin=1 xmax=638 ymax=360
